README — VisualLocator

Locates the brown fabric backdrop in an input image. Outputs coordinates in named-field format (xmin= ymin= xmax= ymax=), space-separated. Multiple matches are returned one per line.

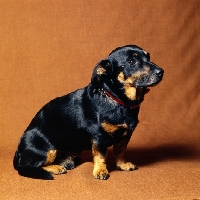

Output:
xmin=0 ymin=0 xmax=199 ymax=199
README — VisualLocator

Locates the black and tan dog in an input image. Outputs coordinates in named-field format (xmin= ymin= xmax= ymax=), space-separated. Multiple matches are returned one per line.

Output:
xmin=13 ymin=45 xmax=164 ymax=180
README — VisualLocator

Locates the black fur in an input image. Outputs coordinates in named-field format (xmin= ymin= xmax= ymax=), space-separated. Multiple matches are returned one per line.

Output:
xmin=13 ymin=45 xmax=164 ymax=180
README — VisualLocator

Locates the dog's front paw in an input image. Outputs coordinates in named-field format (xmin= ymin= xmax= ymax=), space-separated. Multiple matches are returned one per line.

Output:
xmin=93 ymin=168 xmax=110 ymax=180
xmin=117 ymin=162 xmax=138 ymax=171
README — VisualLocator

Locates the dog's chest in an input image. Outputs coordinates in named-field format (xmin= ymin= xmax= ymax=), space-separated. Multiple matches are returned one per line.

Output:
xmin=100 ymin=106 xmax=139 ymax=136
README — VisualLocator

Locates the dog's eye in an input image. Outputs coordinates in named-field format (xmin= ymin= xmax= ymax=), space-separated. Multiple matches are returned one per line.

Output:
xmin=129 ymin=58 xmax=137 ymax=65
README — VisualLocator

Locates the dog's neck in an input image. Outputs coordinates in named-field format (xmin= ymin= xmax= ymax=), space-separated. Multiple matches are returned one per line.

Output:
xmin=104 ymin=90 xmax=140 ymax=109
xmin=90 ymin=84 xmax=141 ymax=109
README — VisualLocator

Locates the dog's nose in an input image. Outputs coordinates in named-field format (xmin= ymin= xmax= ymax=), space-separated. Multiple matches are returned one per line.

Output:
xmin=154 ymin=68 xmax=164 ymax=78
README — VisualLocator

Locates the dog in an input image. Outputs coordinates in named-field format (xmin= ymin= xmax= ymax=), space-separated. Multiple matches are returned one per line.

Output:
xmin=13 ymin=45 xmax=164 ymax=180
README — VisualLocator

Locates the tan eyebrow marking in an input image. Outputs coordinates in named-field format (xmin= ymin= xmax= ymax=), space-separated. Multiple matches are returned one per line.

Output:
xmin=133 ymin=53 xmax=137 ymax=57
xmin=143 ymin=50 xmax=148 ymax=55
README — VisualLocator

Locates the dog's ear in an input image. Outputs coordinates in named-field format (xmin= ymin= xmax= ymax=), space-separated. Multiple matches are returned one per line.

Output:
xmin=91 ymin=59 xmax=112 ymax=88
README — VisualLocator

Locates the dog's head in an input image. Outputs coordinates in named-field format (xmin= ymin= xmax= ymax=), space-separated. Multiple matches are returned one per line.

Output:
xmin=91 ymin=45 xmax=164 ymax=103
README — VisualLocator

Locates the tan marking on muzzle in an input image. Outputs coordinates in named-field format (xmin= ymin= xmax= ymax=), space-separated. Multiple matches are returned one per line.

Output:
xmin=124 ymin=86 xmax=137 ymax=100
xmin=117 ymin=72 xmax=125 ymax=83
xmin=117 ymin=67 xmax=150 ymax=100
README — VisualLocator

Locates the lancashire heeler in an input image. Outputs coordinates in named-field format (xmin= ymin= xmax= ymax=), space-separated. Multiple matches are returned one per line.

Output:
xmin=13 ymin=45 xmax=164 ymax=180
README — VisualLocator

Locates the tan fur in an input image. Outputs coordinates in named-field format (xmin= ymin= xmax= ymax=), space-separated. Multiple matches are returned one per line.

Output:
xmin=124 ymin=85 xmax=137 ymax=100
xmin=92 ymin=143 xmax=108 ymax=179
xmin=117 ymin=68 xmax=150 ymax=100
xmin=101 ymin=122 xmax=128 ymax=134
xmin=117 ymin=72 xmax=125 ymax=83
xmin=143 ymin=50 xmax=148 ymax=55
xmin=97 ymin=67 xmax=106 ymax=75
xmin=133 ymin=52 xmax=138 ymax=57
xmin=43 ymin=150 xmax=57 ymax=166
xmin=113 ymin=139 xmax=137 ymax=171
xmin=126 ymin=71 xmax=145 ymax=84
xmin=93 ymin=156 xmax=108 ymax=179
xmin=42 ymin=165 xmax=66 ymax=175
xmin=116 ymin=162 xmax=137 ymax=171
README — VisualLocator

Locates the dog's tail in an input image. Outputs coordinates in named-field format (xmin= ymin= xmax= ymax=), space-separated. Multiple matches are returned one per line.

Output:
xmin=13 ymin=151 xmax=53 ymax=180
xmin=16 ymin=166 xmax=53 ymax=180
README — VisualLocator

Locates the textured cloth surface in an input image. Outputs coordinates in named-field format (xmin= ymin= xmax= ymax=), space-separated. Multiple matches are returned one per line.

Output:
xmin=0 ymin=0 xmax=200 ymax=199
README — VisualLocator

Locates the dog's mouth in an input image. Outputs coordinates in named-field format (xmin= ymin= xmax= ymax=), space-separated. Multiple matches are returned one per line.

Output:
xmin=133 ymin=87 xmax=151 ymax=101
xmin=143 ymin=87 xmax=150 ymax=94
xmin=136 ymin=87 xmax=150 ymax=96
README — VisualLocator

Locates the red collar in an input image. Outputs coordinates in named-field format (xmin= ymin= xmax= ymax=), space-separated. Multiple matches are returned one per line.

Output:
xmin=104 ymin=90 xmax=139 ymax=109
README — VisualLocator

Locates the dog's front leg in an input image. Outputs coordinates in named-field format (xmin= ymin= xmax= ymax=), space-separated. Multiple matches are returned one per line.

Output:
xmin=92 ymin=141 xmax=109 ymax=180
xmin=113 ymin=137 xmax=138 ymax=171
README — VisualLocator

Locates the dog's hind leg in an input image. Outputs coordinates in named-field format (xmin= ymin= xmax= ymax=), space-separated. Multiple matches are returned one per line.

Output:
xmin=14 ymin=149 xmax=55 ymax=180
xmin=14 ymin=129 xmax=66 ymax=179
xmin=42 ymin=150 xmax=67 ymax=175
